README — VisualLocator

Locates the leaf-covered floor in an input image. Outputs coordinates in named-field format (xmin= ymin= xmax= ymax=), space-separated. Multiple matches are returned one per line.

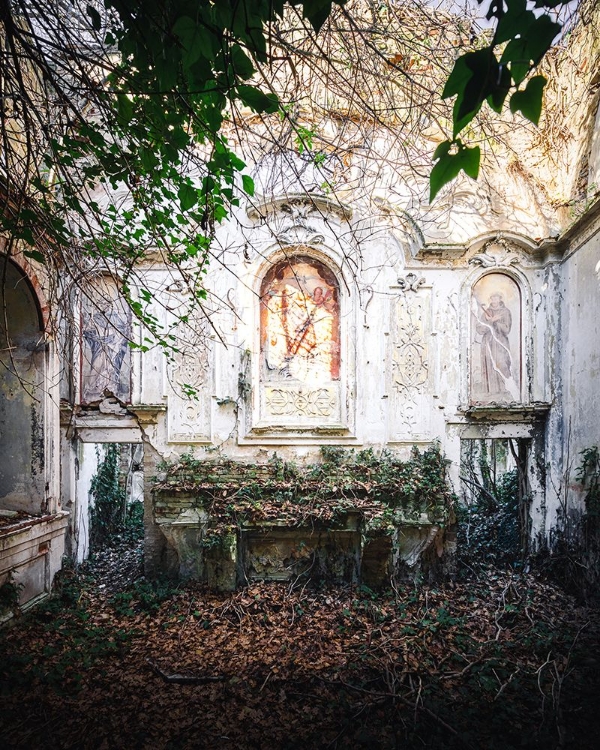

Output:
xmin=1 ymin=544 xmax=599 ymax=749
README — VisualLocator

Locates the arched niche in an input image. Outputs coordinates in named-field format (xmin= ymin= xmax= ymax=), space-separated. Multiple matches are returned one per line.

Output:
xmin=0 ymin=256 xmax=46 ymax=513
xmin=260 ymin=254 xmax=341 ymax=383
xmin=253 ymin=252 xmax=346 ymax=431
xmin=470 ymin=272 xmax=522 ymax=405
xmin=80 ymin=276 xmax=132 ymax=404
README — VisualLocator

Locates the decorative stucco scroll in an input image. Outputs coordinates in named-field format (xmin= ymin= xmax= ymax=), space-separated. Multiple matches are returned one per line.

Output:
xmin=389 ymin=282 xmax=431 ymax=440
xmin=167 ymin=312 xmax=212 ymax=443
xmin=397 ymin=272 xmax=425 ymax=292
xmin=265 ymin=386 xmax=338 ymax=418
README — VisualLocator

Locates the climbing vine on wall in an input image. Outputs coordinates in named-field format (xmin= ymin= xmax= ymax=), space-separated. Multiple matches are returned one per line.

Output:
xmin=542 ymin=445 xmax=600 ymax=605
xmin=576 ymin=446 xmax=600 ymax=519
xmin=90 ymin=446 xmax=126 ymax=552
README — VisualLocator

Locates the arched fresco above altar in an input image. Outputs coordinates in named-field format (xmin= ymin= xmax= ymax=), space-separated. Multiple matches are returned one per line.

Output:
xmin=260 ymin=255 xmax=340 ymax=384
xmin=470 ymin=272 xmax=522 ymax=405
xmin=254 ymin=253 xmax=344 ymax=427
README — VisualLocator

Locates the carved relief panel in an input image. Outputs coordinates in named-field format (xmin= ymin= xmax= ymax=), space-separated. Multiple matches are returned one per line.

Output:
xmin=258 ymin=255 xmax=342 ymax=426
xmin=389 ymin=274 xmax=431 ymax=441
xmin=470 ymin=273 xmax=521 ymax=405
xmin=167 ymin=310 xmax=212 ymax=443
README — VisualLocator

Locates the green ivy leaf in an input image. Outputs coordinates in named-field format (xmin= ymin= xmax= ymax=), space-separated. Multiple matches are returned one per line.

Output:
xmin=213 ymin=203 xmax=228 ymax=222
xmin=116 ymin=94 xmax=133 ymax=125
xmin=139 ymin=147 xmax=159 ymax=171
xmin=231 ymin=44 xmax=255 ymax=80
xmin=23 ymin=249 xmax=46 ymax=264
xmin=242 ymin=174 xmax=255 ymax=197
xmin=509 ymin=75 xmax=547 ymax=125
xmin=533 ymin=0 xmax=566 ymax=7
xmin=487 ymin=65 xmax=512 ymax=113
xmin=501 ymin=38 xmax=530 ymax=86
xmin=525 ymin=15 xmax=563 ymax=64
xmin=443 ymin=48 xmax=497 ymax=137
xmin=494 ymin=0 xmax=534 ymax=46
xmin=430 ymin=141 xmax=480 ymax=202
xmin=178 ymin=183 xmax=198 ymax=211
xmin=432 ymin=140 xmax=451 ymax=160
xmin=86 ymin=4 xmax=102 ymax=32
xmin=442 ymin=53 xmax=477 ymax=99
xmin=500 ymin=17 xmax=561 ymax=85
xmin=302 ymin=0 xmax=335 ymax=32
xmin=237 ymin=85 xmax=279 ymax=113
xmin=172 ymin=15 xmax=203 ymax=67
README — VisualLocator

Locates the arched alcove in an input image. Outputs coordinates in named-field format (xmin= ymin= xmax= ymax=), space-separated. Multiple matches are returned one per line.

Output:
xmin=470 ymin=272 xmax=522 ymax=405
xmin=0 ymin=256 xmax=46 ymax=513
xmin=246 ymin=248 xmax=352 ymax=436
xmin=260 ymin=254 xmax=341 ymax=384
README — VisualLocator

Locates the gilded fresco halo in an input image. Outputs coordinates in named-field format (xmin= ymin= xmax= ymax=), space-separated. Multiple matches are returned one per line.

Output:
xmin=260 ymin=255 xmax=340 ymax=383
xmin=470 ymin=272 xmax=521 ymax=405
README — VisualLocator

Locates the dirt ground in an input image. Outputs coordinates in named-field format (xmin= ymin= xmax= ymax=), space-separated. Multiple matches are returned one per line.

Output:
xmin=1 ymin=543 xmax=600 ymax=749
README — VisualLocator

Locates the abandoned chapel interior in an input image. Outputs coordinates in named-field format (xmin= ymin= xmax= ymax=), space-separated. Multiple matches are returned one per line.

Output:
xmin=1 ymin=1 xmax=599 ymax=609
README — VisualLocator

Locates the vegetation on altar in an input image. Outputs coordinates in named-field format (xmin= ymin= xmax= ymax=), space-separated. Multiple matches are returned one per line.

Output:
xmin=153 ymin=443 xmax=455 ymax=541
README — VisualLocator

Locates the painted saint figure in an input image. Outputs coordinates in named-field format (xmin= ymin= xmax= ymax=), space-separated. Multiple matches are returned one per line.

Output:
xmin=82 ymin=298 xmax=131 ymax=403
xmin=261 ymin=257 xmax=340 ymax=383
xmin=471 ymin=291 xmax=520 ymax=401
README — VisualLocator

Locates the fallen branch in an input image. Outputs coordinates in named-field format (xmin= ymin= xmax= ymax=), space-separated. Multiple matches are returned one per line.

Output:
xmin=146 ymin=658 xmax=225 ymax=685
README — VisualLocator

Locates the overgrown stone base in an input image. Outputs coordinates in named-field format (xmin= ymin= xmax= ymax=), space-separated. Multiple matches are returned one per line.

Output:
xmin=153 ymin=515 xmax=453 ymax=591
xmin=147 ymin=451 xmax=456 ymax=590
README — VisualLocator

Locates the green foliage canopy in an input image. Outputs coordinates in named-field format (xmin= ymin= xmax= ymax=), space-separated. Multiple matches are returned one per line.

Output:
xmin=0 ymin=1 xmax=346 ymax=344
xmin=430 ymin=0 xmax=569 ymax=200
xmin=0 ymin=0 xmax=572 ymax=335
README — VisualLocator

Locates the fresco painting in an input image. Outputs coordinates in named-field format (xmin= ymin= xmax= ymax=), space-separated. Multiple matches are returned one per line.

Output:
xmin=260 ymin=256 xmax=340 ymax=383
xmin=81 ymin=280 xmax=132 ymax=403
xmin=470 ymin=273 xmax=521 ymax=404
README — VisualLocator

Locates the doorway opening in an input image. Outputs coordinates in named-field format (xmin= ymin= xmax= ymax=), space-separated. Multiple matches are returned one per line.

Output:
xmin=459 ymin=438 xmax=531 ymax=567
xmin=75 ymin=442 xmax=143 ymax=561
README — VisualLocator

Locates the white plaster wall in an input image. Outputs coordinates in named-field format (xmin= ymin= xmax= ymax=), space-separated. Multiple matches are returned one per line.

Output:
xmin=547 ymin=217 xmax=600 ymax=530
xmin=79 ymin=108 xmax=583 ymax=552
xmin=133 ymin=210 xmax=554 ymax=511
xmin=73 ymin=442 xmax=100 ymax=563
